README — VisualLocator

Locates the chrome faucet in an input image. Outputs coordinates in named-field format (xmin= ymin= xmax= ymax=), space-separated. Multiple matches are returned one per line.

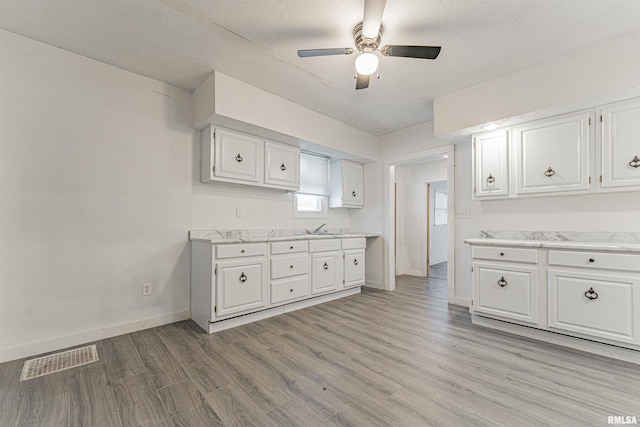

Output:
xmin=312 ymin=223 xmax=327 ymax=234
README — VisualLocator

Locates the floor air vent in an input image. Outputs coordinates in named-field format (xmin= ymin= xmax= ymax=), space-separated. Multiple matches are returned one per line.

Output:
xmin=20 ymin=344 xmax=98 ymax=381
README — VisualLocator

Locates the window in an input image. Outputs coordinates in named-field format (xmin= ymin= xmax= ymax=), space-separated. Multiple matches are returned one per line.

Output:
xmin=293 ymin=193 xmax=327 ymax=218
xmin=434 ymin=189 xmax=448 ymax=226
xmin=294 ymin=152 xmax=329 ymax=218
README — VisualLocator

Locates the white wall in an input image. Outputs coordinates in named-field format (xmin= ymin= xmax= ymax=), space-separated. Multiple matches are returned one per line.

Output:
xmin=395 ymin=161 xmax=448 ymax=275
xmin=434 ymin=29 xmax=640 ymax=137
xmin=0 ymin=30 xmax=351 ymax=362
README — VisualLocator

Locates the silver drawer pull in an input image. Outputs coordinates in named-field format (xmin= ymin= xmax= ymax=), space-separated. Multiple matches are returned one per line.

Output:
xmin=236 ymin=153 xmax=243 ymax=162
xmin=323 ymin=262 xmax=329 ymax=270
xmin=497 ymin=277 xmax=507 ymax=287
xmin=584 ymin=287 xmax=598 ymax=300
xmin=487 ymin=174 xmax=495 ymax=184
xmin=629 ymin=155 xmax=640 ymax=168
xmin=239 ymin=272 xmax=247 ymax=283
xmin=544 ymin=167 xmax=555 ymax=177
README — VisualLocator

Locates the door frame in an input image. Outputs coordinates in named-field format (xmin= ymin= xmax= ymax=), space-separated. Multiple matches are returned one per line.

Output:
xmin=383 ymin=145 xmax=456 ymax=305
xmin=424 ymin=182 xmax=432 ymax=277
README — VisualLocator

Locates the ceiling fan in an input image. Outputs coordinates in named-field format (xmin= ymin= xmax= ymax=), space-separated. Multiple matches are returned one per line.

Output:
xmin=297 ymin=0 xmax=441 ymax=90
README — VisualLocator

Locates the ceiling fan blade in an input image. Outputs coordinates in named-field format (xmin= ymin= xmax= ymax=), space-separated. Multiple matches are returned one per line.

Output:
xmin=362 ymin=0 xmax=387 ymax=39
xmin=381 ymin=45 xmax=442 ymax=59
xmin=297 ymin=48 xmax=354 ymax=57
xmin=355 ymin=73 xmax=370 ymax=90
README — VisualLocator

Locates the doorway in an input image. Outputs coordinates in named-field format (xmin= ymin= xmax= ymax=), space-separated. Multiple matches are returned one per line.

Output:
xmin=423 ymin=180 xmax=448 ymax=278
xmin=384 ymin=146 xmax=456 ymax=304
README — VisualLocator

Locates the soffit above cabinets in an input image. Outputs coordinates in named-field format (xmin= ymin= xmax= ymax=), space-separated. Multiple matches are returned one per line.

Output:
xmin=2 ymin=1 xmax=640 ymax=136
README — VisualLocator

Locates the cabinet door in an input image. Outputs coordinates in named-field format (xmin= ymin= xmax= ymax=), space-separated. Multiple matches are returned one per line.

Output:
xmin=216 ymin=259 xmax=267 ymax=318
xmin=264 ymin=141 xmax=300 ymax=190
xmin=311 ymin=252 xmax=340 ymax=295
xmin=472 ymin=262 xmax=538 ymax=324
xmin=473 ymin=129 xmax=509 ymax=199
xmin=599 ymin=99 xmax=640 ymax=192
xmin=214 ymin=128 xmax=262 ymax=182
xmin=344 ymin=249 xmax=365 ymax=288
xmin=342 ymin=161 xmax=364 ymax=206
xmin=513 ymin=111 xmax=592 ymax=196
xmin=548 ymin=269 xmax=638 ymax=344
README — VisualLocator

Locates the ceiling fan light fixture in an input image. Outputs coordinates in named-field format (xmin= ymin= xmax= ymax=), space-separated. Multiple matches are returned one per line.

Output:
xmin=355 ymin=52 xmax=379 ymax=75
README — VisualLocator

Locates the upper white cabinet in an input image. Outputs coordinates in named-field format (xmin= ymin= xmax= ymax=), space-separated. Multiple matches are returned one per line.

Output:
xmin=209 ymin=127 xmax=262 ymax=183
xmin=598 ymin=98 xmax=640 ymax=192
xmin=201 ymin=126 xmax=300 ymax=191
xmin=264 ymin=141 xmax=300 ymax=190
xmin=513 ymin=111 xmax=592 ymax=196
xmin=329 ymin=160 xmax=364 ymax=208
xmin=473 ymin=129 xmax=509 ymax=199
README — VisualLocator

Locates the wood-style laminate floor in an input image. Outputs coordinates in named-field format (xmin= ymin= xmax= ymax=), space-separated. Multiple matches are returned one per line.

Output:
xmin=1 ymin=274 xmax=639 ymax=426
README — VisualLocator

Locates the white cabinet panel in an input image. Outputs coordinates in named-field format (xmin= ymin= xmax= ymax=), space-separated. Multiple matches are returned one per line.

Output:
xmin=269 ymin=276 xmax=310 ymax=306
xmin=270 ymin=253 xmax=309 ymax=279
xmin=264 ymin=141 xmax=300 ymax=190
xmin=473 ymin=262 xmax=538 ymax=324
xmin=513 ymin=111 xmax=592 ymax=195
xmin=213 ymin=128 xmax=262 ymax=182
xmin=216 ymin=259 xmax=267 ymax=318
xmin=344 ymin=249 xmax=365 ymax=288
xmin=548 ymin=269 xmax=637 ymax=344
xmin=329 ymin=160 xmax=364 ymax=208
xmin=311 ymin=252 xmax=341 ymax=295
xmin=471 ymin=246 xmax=538 ymax=264
xmin=473 ymin=129 xmax=509 ymax=199
xmin=599 ymin=98 xmax=640 ymax=192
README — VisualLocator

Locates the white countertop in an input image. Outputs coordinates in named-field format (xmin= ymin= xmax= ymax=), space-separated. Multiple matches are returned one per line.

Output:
xmin=465 ymin=237 xmax=640 ymax=253
xmin=189 ymin=229 xmax=380 ymax=244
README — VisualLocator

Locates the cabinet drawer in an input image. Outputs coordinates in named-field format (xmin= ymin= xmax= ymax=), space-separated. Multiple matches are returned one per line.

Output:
xmin=216 ymin=243 xmax=267 ymax=259
xmin=342 ymin=237 xmax=366 ymax=250
xmin=548 ymin=269 xmax=637 ymax=344
xmin=309 ymin=239 xmax=341 ymax=253
xmin=270 ymin=254 xmax=309 ymax=279
xmin=473 ymin=262 xmax=538 ymax=324
xmin=549 ymin=250 xmax=640 ymax=272
xmin=271 ymin=240 xmax=308 ymax=255
xmin=472 ymin=246 xmax=538 ymax=264
xmin=270 ymin=276 xmax=310 ymax=306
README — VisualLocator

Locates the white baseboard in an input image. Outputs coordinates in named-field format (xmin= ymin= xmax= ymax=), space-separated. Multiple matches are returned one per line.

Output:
xmin=399 ymin=269 xmax=422 ymax=277
xmin=364 ymin=281 xmax=384 ymax=290
xmin=0 ymin=310 xmax=191 ymax=364
xmin=452 ymin=297 xmax=470 ymax=307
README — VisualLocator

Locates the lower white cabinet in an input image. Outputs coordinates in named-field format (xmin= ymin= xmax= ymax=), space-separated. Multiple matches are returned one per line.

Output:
xmin=268 ymin=242 xmax=309 ymax=308
xmin=469 ymin=241 xmax=640 ymax=354
xmin=216 ymin=258 xmax=267 ymax=318
xmin=344 ymin=249 xmax=365 ymax=288
xmin=311 ymin=252 xmax=341 ymax=295
xmin=548 ymin=269 xmax=637 ymax=344
xmin=191 ymin=236 xmax=368 ymax=333
xmin=473 ymin=262 xmax=538 ymax=324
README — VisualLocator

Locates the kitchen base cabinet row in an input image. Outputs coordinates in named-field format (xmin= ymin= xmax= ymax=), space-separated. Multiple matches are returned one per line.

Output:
xmin=469 ymin=243 xmax=640 ymax=363
xmin=190 ymin=238 xmax=366 ymax=333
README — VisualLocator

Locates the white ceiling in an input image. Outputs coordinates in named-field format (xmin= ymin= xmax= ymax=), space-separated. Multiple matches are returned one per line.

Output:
xmin=2 ymin=0 xmax=640 ymax=136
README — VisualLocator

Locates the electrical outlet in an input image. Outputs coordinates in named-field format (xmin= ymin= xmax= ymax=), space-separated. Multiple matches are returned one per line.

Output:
xmin=235 ymin=207 xmax=242 ymax=218
xmin=455 ymin=210 xmax=471 ymax=219
xmin=142 ymin=282 xmax=152 ymax=296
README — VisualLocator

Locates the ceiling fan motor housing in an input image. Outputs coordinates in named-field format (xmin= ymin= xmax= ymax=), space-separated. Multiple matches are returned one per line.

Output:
xmin=353 ymin=22 xmax=383 ymax=53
